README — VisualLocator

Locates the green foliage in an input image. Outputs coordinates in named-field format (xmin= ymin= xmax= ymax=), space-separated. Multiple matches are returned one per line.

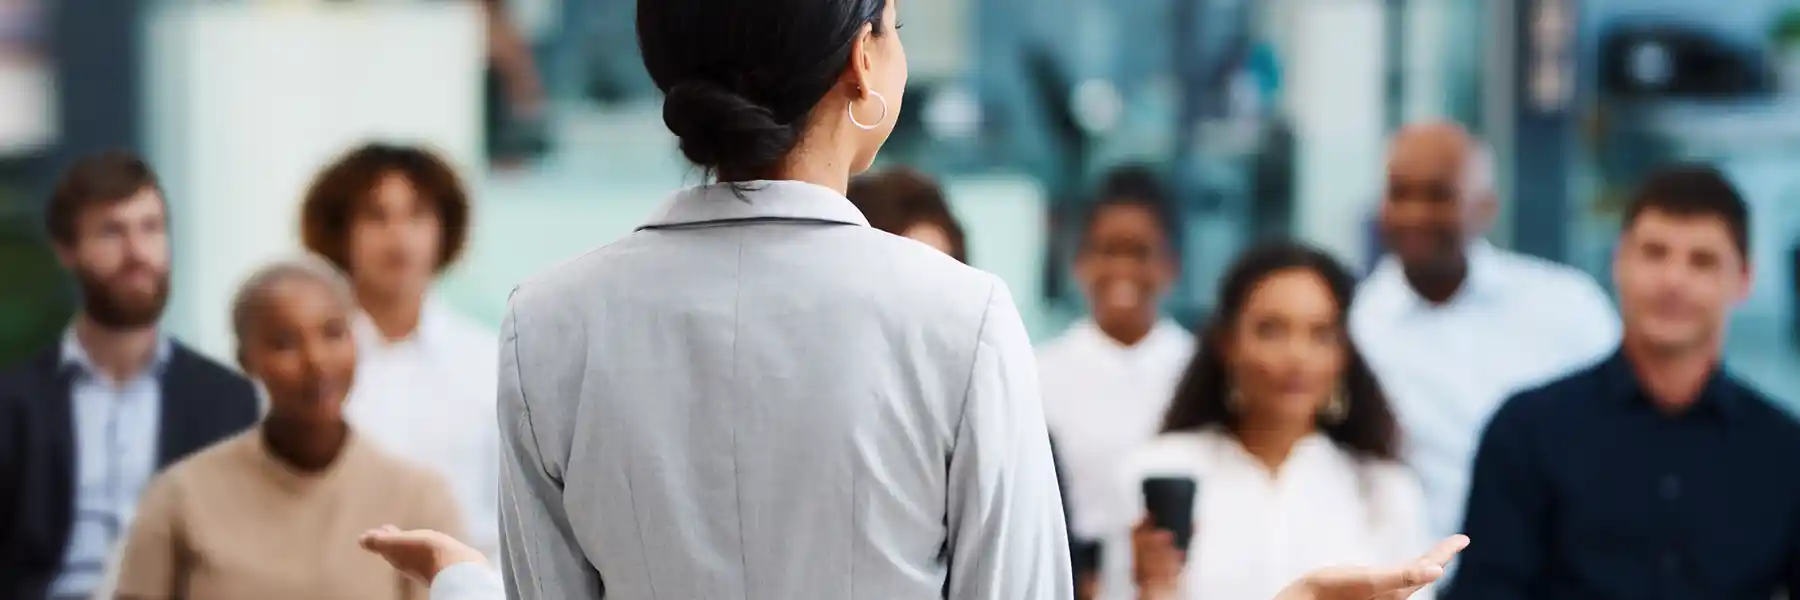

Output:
xmin=0 ymin=190 xmax=72 ymax=367
xmin=1774 ymin=9 xmax=1800 ymax=46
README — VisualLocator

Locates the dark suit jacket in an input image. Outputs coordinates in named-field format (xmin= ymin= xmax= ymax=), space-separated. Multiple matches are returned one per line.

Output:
xmin=0 ymin=340 xmax=259 ymax=600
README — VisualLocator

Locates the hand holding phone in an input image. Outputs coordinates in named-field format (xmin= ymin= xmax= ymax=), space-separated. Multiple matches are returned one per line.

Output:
xmin=1141 ymin=477 xmax=1197 ymax=551
xmin=1133 ymin=476 xmax=1198 ymax=599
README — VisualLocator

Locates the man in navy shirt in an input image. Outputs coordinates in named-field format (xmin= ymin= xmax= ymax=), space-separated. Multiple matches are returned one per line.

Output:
xmin=1446 ymin=164 xmax=1800 ymax=600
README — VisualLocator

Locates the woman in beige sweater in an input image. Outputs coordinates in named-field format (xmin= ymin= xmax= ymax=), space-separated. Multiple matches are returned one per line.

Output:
xmin=115 ymin=258 xmax=465 ymax=600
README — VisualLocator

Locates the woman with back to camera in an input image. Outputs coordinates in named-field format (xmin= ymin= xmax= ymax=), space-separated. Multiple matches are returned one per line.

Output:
xmin=498 ymin=0 xmax=1069 ymax=598
xmin=1118 ymin=242 xmax=1440 ymax=600
xmin=359 ymin=0 xmax=1466 ymax=597
xmin=113 ymin=258 xmax=464 ymax=600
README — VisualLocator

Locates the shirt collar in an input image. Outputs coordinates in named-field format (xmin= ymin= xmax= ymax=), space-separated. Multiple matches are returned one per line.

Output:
xmin=352 ymin=295 xmax=454 ymax=352
xmin=1072 ymin=318 xmax=1188 ymax=358
xmin=1376 ymin=239 xmax=1508 ymax=311
xmin=59 ymin=325 xmax=174 ymax=380
xmin=1206 ymin=426 xmax=1339 ymax=473
xmin=638 ymin=180 xmax=871 ymax=230
xmin=1596 ymin=348 xmax=1739 ymax=422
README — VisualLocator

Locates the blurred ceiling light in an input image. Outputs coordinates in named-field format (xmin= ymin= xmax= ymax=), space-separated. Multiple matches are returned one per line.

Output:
xmin=1072 ymin=79 xmax=1123 ymax=135
xmin=1628 ymin=42 xmax=1674 ymax=88
xmin=922 ymin=85 xmax=980 ymax=140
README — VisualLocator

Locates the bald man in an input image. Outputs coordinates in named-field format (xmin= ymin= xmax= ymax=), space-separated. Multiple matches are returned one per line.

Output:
xmin=1348 ymin=122 xmax=1620 ymax=542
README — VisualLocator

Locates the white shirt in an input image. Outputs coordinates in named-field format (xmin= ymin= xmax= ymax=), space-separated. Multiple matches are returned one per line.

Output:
xmin=1100 ymin=429 xmax=1432 ymax=600
xmin=345 ymin=297 xmax=501 ymax=555
xmin=1349 ymin=241 xmax=1618 ymax=539
xmin=431 ymin=563 xmax=503 ymax=600
xmin=1039 ymin=319 xmax=1195 ymax=540
xmin=495 ymin=181 xmax=1071 ymax=600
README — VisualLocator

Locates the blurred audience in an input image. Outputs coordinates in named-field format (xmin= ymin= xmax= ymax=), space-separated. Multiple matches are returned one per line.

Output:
xmin=114 ymin=257 xmax=464 ymax=600
xmin=1447 ymin=166 xmax=1800 ymax=599
xmin=299 ymin=143 xmax=500 ymax=556
xmin=1349 ymin=121 xmax=1619 ymax=540
xmin=847 ymin=167 xmax=969 ymax=262
xmin=1116 ymin=242 xmax=1429 ymax=600
xmin=1038 ymin=166 xmax=1195 ymax=594
xmin=0 ymin=152 xmax=258 ymax=600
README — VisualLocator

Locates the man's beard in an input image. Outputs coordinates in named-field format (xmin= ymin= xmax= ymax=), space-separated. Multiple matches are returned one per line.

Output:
xmin=76 ymin=267 xmax=170 ymax=329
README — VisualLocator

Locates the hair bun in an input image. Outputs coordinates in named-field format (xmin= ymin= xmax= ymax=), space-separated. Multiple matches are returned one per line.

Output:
xmin=662 ymin=80 xmax=801 ymax=174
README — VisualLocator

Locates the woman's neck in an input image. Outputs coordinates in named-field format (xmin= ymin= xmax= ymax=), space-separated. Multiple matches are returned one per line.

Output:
xmin=756 ymin=139 xmax=854 ymax=195
xmin=262 ymin=417 xmax=350 ymax=472
xmin=1234 ymin=416 xmax=1316 ymax=474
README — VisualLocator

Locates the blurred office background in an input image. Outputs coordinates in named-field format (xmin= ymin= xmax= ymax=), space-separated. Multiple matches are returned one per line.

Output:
xmin=4 ymin=0 xmax=1800 ymax=408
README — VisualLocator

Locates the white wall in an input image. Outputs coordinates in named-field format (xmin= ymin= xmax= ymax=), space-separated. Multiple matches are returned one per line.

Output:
xmin=1288 ymin=0 xmax=1387 ymax=267
xmin=146 ymin=2 xmax=485 ymax=361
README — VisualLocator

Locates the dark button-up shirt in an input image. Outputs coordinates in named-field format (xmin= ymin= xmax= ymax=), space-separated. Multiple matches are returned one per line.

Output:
xmin=1445 ymin=349 xmax=1800 ymax=600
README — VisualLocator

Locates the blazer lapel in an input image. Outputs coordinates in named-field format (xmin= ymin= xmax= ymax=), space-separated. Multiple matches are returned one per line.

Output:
xmin=154 ymin=348 xmax=189 ymax=469
xmin=33 ymin=349 xmax=79 ymax=559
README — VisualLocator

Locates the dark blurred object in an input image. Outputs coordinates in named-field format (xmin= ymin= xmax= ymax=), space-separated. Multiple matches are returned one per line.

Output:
xmin=1072 ymin=538 xmax=1102 ymax=576
xmin=1022 ymin=44 xmax=1090 ymax=193
xmin=1141 ymin=476 xmax=1197 ymax=552
xmin=1022 ymin=43 xmax=1094 ymax=303
xmin=1599 ymin=23 xmax=1772 ymax=98
xmin=0 ymin=200 xmax=73 ymax=367
xmin=1249 ymin=119 xmax=1295 ymax=239
xmin=484 ymin=68 xmax=551 ymax=165
xmin=1791 ymin=243 xmax=1800 ymax=345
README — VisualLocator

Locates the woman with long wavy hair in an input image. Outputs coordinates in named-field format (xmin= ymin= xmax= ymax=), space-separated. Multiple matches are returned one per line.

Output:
xmin=1114 ymin=242 xmax=1434 ymax=600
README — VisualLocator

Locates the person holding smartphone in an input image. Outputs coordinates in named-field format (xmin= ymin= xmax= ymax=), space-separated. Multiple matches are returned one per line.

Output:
xmin=1117 ymin=242 xmax=1433 ymax=600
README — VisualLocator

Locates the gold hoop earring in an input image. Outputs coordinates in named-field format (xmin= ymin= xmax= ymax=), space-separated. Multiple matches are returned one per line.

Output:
xmin=1320 ymin=387 xmax=1349 ymax=424
xmin=848 ymin=89 xmax=889 ymax=130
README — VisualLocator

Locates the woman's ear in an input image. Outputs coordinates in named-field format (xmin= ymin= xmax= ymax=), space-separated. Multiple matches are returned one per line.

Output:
xmin=840 ymin=22 xmax=876 ymax=99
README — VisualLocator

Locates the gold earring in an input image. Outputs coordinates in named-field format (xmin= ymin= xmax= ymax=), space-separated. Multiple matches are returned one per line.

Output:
xmin=1226 ymin=383 xmax=1245 ymax=414
xmin=1320 ymin=387 xmax=1349 ymax=424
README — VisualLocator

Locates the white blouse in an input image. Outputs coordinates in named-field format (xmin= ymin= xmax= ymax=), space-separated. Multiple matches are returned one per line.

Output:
xmin=1039 ymin=319 xmax=1195 ymax=541
xmin=344 ymin=297 xmax=502 ymax=556
xmin=1100 ymin=428 xmax=1433 ymax=600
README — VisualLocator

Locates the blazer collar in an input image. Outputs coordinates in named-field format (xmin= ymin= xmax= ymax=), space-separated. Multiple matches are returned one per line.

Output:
xmin=638 ymin=180 xmax=870 ymax=230
xmin=58 ymin=325 xmax=174 ymax=380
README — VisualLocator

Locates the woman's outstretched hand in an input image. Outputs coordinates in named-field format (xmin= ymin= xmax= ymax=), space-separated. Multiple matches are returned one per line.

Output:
xmin=359 ymin=525 xmax=488 ymax=584
xmin=1274 ymin=535 xmax=1469 ymax=600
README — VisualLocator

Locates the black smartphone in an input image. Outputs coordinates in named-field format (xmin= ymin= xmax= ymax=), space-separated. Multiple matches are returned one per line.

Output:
xmin=1141 ymin=476 xmax=1198 ymax=552
xmin=1072 ymin=539 xmax=1102 ymax=577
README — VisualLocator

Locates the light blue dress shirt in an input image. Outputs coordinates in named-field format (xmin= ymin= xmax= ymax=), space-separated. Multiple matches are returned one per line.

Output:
xmin=50 ymin=329 xmax=171 ymax=598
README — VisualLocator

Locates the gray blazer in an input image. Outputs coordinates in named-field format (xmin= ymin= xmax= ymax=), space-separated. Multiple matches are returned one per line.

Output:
xmin=493 ymin=180 xmax=1072 ymax=600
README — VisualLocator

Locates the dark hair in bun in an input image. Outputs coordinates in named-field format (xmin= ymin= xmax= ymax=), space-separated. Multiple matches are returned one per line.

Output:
xmin=638 ymin=0 xmax=890 ymax=179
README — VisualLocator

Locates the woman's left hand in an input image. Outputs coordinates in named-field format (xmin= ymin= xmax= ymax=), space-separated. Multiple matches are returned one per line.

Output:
xmin=359 ymin=525 xmax=488 ymax=584
xmin=1273 ymin=535 xmax=1468 ymax=600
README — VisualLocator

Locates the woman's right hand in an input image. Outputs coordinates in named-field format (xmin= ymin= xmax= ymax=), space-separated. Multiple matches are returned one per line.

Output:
xmin=359 ymin=525 xmax=488 ymax=585
xmin=1132 ymin=518 xmax=1187 ymax=600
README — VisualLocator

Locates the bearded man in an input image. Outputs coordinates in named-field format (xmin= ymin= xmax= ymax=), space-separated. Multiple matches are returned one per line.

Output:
xmin=0 ymin=151 xmax=259 ymax=600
